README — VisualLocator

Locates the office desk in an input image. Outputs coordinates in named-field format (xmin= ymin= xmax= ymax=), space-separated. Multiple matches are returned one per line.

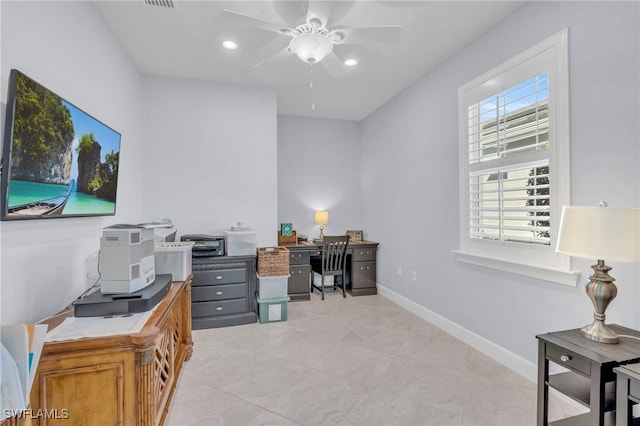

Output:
xmin=282 ymin=240 xmax=379 ymax=301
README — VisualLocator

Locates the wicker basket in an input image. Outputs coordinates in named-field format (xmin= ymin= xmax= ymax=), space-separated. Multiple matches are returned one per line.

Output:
xmin=257 ymin=246 xmax=290 ymax=276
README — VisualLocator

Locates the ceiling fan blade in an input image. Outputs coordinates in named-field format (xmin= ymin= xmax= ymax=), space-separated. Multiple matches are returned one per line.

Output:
xmin=253 ymin=37 xmax=291 ymax=68
xmin=320 ymin=52 xmax=348 ymax=79
xmin=254 ymin=47 xmax=293 ymax=69
xmin=330 ymin=25 xmax=402 ymax=45
xmin=219 ymin=9 xmax=289 ymax=35
xmin=305 ymin=0 xmax=334 ymax=29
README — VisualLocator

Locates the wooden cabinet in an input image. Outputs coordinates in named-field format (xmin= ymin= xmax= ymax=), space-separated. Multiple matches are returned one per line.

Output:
xmin=17 ymin=278 xmax=193 ymax=426
xmin=190 ymin=256 xmax=257 ymax=329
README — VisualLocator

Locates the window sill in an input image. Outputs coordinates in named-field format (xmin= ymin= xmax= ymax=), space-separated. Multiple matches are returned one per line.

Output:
xmin=453 ymin=250 xmax=581 ymax=287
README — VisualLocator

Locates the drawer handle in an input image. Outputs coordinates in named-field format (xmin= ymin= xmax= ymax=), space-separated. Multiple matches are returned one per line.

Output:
xmin=216 ymin=291 xmax=222 ymax=295
xmin=216 ymin=275 xmax=223 ymax=280
xmin=216 ymin=306 xmax=223 ymax=311
xmin=560 ymin=355 xmax=571 ymax=362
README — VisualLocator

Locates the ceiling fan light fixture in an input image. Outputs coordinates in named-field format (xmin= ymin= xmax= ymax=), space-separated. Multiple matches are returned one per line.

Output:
xmin=289 ymin=33 xmax=333 ymax=64
xmin=222 ymin=40 xmax=238 ymax=50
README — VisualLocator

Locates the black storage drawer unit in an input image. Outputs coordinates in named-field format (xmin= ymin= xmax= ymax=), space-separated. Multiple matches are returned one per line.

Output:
xmin=190 ymin=255 xmax=257 ymax=329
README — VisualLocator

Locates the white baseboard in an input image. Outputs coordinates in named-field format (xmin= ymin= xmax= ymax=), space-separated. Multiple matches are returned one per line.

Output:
xmin=376 ymin=283 xmax=538 ymax=381
xmin=376 ymin=283 xmax=585 ymax=411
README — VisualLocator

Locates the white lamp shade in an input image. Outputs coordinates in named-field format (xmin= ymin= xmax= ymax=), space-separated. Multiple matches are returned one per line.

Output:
xmin=556 ymin=206 xmax=640 ymax=262
xmin=314 ymin=210 xmax=329 ymax=225
xmin=289 ymin=34 xmax=333 ymax=63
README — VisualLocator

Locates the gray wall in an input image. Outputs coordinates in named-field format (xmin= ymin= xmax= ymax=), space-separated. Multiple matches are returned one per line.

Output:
xmin=360 ymin=1 xmax=640 ymax=364
xmin=278 ymin=115 xmax=362 ymax=239
xmin=0 ymin=1 xmax=144 ymax=323
xmin=141 ymin=76 xmax=278 ymax=246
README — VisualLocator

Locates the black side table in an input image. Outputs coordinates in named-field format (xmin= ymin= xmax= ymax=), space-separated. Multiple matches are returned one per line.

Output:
xmin=614 ymin=363 xmax=640 ymax=426
xmin=537 ymin=324 xmax=640 ymax=426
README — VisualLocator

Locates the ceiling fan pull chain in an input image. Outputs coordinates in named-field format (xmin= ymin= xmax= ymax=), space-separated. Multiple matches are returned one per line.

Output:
xmin=310 ymin=63 xmax=316 ymax=111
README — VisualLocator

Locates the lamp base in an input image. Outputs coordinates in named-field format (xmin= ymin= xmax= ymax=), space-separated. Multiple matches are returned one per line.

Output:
xmin=581 ymin=259 xmax=619 ymax=344
xmin=581 ymin=321 xmax=619 ymax=344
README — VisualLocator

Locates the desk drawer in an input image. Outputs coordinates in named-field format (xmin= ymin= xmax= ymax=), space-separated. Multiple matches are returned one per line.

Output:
xmin=547 ymin=343 xmax=591 ymax=376
xmin=192 ymin=268 xmax=246 ymax=286
xmin=353 ymin=247 xmax=376 ymax=261
xmin=192 ymin=283 xmax=247 ymax=302
xmin=289 ymin=250 xmax=310 ymax=265
xmin=192 ymin=299 xmax=247 ymax=318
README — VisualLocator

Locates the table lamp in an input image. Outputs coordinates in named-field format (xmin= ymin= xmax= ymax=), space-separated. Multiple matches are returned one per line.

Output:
xmin=315 ymin=210 xmax=329 ymax=239
xmin=556 ymin=203 xmax=640 ymax=344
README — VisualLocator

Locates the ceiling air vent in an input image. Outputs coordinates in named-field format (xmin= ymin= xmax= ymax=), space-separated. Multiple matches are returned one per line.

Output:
xmin=144 ymin=0 xmax=177 ymax=9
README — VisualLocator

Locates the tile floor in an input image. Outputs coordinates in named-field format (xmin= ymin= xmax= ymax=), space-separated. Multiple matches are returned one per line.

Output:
xmin=165 ymin=289 xmax=583 ymax=426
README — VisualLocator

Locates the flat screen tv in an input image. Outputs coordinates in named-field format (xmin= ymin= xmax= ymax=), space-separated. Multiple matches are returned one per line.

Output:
xmin=1 ymin=69 xmax=121 ymax=220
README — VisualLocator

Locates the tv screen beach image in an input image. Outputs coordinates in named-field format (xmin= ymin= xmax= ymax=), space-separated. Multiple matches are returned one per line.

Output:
xmin=4 ymin=70 xmax=121 ymax=218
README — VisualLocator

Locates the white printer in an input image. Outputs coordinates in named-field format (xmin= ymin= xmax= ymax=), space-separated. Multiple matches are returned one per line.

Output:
xmin=100 ymin=225 xmax=155 ymax=294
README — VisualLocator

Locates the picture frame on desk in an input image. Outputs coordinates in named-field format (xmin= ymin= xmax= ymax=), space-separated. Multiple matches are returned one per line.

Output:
xmin=346 ymin=230 xmax=363 ymax=242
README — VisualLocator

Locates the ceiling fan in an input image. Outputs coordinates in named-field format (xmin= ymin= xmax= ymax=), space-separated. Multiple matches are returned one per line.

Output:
xmin=219 ymin=1 xmax=402 ymax=79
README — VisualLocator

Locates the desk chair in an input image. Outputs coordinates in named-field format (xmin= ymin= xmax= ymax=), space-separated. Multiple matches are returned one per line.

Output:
xmin=310 ymin=235 xmax=350 ymax=300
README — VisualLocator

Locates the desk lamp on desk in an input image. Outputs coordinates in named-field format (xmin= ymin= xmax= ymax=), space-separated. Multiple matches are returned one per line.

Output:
xmin=315 ymin=210 xmax=329 ymax=240
xmin=556 ymin=203 xmax=640 ymax=344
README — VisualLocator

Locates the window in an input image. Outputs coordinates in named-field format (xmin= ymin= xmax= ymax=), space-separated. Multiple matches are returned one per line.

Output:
xmin=457 ymin=29 xmax=577 ymax=285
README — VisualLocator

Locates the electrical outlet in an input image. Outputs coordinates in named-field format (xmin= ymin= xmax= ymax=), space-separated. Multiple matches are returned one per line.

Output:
xmin=411 ymin=271 xmax=417 ymax=282
xmin=397 ymin=265 xmax=402 ymax=276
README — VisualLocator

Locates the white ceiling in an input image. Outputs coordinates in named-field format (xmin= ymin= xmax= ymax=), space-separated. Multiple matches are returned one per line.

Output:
xmin=94 ymin=1 xmax=524 ymax=121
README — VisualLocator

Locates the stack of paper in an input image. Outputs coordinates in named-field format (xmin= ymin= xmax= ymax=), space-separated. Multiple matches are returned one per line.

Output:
xmin=1 ymin=324 xmax=48 ymax=419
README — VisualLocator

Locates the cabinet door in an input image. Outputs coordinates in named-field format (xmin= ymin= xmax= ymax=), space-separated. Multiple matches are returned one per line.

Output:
xmin=352 ymin=261 xmax=376 ymax=290
xmin=33 ymin=351 xmax=136 ymax=425
xmin=289 ymin=265 xmax=310 ymax=295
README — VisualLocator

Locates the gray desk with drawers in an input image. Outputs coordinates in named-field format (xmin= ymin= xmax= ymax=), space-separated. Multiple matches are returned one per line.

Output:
xmin=189 ymin=241 xmax=379 ymax=328
xmin=283 ymin=240 xmax=379 ymax=301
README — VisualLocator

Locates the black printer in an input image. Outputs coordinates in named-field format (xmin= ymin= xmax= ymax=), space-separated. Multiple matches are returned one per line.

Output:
xmin=180 ymin=234 xmax=225 ymax=257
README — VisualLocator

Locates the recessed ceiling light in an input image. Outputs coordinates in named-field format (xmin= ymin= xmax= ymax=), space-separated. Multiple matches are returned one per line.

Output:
xmin=222 ymin=40 xmax=238 ymax=50
xmin=344 ymin=58 xmax=358 ymax=67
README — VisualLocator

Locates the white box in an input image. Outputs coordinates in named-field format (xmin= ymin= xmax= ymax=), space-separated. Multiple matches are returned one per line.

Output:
xmin=225 ymin=230 xmax=257 ymax=256
xmin=313 ymin=272 xmax=334 ymax=286
xmin=257 ymin=274 xmax=290 ymax=299
xmin=155 ymin=242 xmax=194 ymax=281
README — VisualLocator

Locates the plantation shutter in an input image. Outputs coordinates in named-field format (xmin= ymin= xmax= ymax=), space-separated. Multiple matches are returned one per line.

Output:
xmin=466 ymin=72 xmax=552 ymax=246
